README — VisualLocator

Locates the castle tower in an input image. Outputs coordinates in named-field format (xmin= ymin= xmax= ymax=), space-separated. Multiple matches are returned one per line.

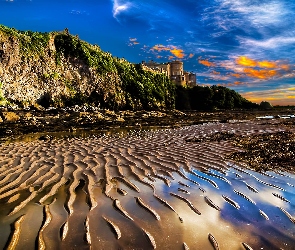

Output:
xmin=184 ymin=72 xmax=197 ymax=87
xmin=170 ymin=60 xmax=183 ymax=76
xmin=169 ymin=61 xmax=186 ymax=86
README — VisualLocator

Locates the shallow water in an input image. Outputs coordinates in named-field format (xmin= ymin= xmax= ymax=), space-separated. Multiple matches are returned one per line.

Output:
xmin=5 ymin=126 xmax=165 ymax=144
xmin=0 ymin=121 xmax=295 ymax=249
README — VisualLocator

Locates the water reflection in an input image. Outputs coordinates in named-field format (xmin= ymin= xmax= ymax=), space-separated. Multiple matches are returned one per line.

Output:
xmin=3 ymin=126 xmax=168 ymax=144
xmin=1 ymin=164 xmax=295 ymax=249
xmin=184 ymin=165 xmax=295 ymax=249
xmin=1 ymin=122 xmax=295 ymax=249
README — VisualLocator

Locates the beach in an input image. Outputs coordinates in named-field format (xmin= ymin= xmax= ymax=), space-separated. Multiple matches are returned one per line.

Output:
xmin=0 ymin=120 xmax=295 ymax=249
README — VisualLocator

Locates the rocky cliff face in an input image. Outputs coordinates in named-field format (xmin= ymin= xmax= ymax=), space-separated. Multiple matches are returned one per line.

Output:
xmin=0 ymin=27 xmax=125 ymax=108
xmin=0 ymin=26 xmax=175 ymax=110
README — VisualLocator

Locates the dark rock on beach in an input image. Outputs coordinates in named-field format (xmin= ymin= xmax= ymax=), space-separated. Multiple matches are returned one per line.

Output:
xmin=228 ymin=131 xmax=295 ymax=172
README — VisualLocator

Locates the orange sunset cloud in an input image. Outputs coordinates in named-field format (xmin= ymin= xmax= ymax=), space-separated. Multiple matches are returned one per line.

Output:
xmin=151 ymin=45 xmax=185 ymax=59
xmin=151 ymin=44 xmax=170 ymax=52
xmin=170 ymin=48 xmax=185 ymax=58
xmin=236 ymin=56 xmax=281 ymax=69
xmin=258 ymin=61 xmax=277 ymax=68
xmin=230 ymin=73 xmax=242 ymax=78
xmin=236 ymin=56 xmax=257 ymax=67
xmin=243 ymin=68 xmax=278 ymax=79
xmin=280 ymin=64 xmax=290 ymax=71
xmin=198 ymin=59 xmax=215 ymax=67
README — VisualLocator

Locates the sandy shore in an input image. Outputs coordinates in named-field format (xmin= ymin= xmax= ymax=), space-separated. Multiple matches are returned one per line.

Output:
xmin=0 ymin=120 xmax=295 ymax=249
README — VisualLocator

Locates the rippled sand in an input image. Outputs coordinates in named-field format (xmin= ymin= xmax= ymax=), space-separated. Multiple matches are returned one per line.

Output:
xmin=0 ymin=121 xmax=295 ymax=249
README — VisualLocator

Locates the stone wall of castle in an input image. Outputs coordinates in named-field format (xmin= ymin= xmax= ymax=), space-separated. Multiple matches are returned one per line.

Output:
xmin=142 ymin=60 xmax=196 ymax=87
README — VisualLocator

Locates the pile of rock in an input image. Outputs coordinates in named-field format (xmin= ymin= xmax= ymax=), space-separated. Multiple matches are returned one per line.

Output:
xmin=228 ymin=131 xmax=295 ymax=172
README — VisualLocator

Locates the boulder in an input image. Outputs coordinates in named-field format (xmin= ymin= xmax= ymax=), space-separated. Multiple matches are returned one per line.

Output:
xmin=1 ymin=111 xmax=20 ymax=122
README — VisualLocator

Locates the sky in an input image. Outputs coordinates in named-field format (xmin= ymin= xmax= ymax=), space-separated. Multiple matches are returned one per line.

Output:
xmin=1 ymin=0 xmax=295 ymax=105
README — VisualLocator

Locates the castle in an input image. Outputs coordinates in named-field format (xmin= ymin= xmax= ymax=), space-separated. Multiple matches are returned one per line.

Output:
xmin=141 ymin=60 xmax=196 ymax=87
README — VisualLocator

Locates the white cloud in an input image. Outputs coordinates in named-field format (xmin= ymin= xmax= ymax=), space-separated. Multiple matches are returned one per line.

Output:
xmin=216 ymin=0 xmax=289 ymax=27
xmin=239 ymin=36 xmax=295 ymax=49
xmin=111 ymin=0 xmax=191 ymax=33
xmin=202 ymin=0 xmax=295 ymax=40
xmin=112 ymin=0 xmax=131 ymax=19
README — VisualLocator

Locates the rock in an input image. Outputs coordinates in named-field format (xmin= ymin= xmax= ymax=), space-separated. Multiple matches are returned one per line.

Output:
xmin=1 ymin=111 xmax=20 ymax=122
xmin=23 ymin=112 xmax=33 ymax=120
xmin=30 ymin=103 xmax=45 ymax=111
xmin=94 ymin=112 xmax=104 ymax=119
xmin=116 ymin=117 xmax=125 ymax=122
xmin=69 ymin=127 xmax=76 ymax=132
xmin=103 ymin=109 xmax=118 ymax=118
xmin=38 ymin=135 xmax=51 ymax=141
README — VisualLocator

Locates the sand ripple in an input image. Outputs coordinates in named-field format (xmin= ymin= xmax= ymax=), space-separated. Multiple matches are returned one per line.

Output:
xmin=0 ymin=121 xmax=295 ymax=249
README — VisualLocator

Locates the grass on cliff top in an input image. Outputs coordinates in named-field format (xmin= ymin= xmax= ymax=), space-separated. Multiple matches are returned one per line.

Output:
xmin=54 ymin=32 xmax=117 ymax=73
xmin=0 ymin=25 xmax=116 ymax=71
xmin=0 ymin=24 xmax=50 ymax=56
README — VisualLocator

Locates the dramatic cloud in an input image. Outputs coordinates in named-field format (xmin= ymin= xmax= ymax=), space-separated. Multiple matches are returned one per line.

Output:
xmin=217 ymin=56 xmax=293 ymax=81
xmin=2 ymin=0 xmax=295 ymax=105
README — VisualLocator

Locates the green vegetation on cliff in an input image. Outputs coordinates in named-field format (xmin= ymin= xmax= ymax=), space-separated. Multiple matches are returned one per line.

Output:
xmin=175 ymin=85 xmax=258 ymax=110
xmin=0 ymin=25 xmax=175 ymax=110
xmin=0 ymin=25 xmax=256 ymax=111
xmin=53 ymin=32 xmax=175 ymax=109
xmin=0 ymin=25 xmax=50 ymax=56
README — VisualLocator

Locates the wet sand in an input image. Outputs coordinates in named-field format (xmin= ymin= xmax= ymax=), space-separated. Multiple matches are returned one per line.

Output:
xmin=0 ymin=121 xmax=295 ymax=249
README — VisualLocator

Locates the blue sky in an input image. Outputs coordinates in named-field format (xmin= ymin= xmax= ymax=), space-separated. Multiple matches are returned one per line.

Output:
xmin=1 ymin=0 xmax=295 ymax=105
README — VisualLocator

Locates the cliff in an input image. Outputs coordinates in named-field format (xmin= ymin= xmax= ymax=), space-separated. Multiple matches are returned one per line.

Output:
xmin=0 ymin=25 xmax=175 ymax=110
